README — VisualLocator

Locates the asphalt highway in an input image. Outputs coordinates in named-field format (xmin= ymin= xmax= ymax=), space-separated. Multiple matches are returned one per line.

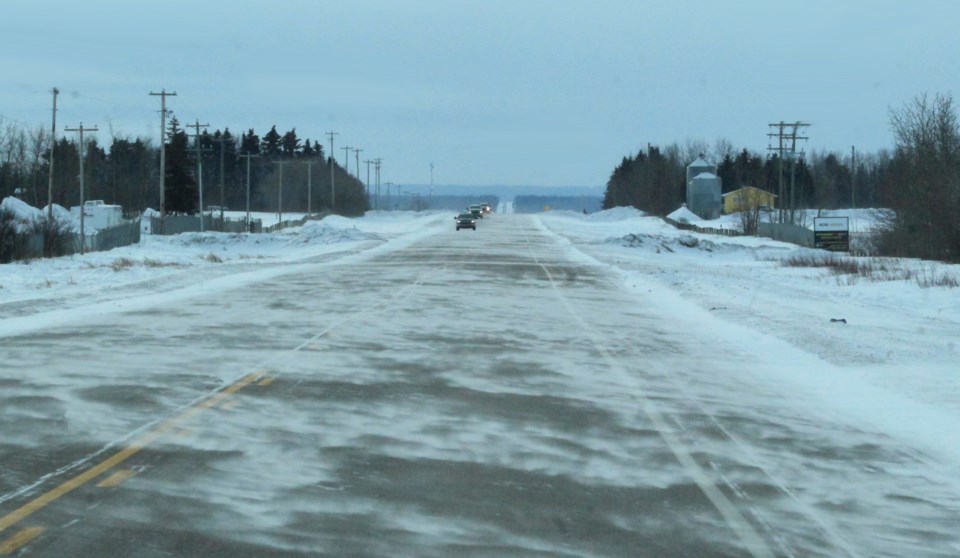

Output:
xmin=1 ymin=214 xmax=956 ymax=557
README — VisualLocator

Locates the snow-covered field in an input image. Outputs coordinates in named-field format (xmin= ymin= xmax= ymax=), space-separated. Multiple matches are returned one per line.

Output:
xmin=0 ymin=210 xmax=449 ymax=320
xmin=666 ymin=204 xmax=891 ymax=234
xmin=539 ymin=207 xmax=960 ymax=464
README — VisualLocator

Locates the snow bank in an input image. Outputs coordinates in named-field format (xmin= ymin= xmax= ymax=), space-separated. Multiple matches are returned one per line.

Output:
xmin=586 ymin=206 xmax=647 ymax=221
xmin=1 ymin=196 xmax=41 ymax=231
xmin=43 ymin=204 xmax=78 ymax=232
xmin=666 ymin=205 xmax=704 ymax=224
xmin=284 ymin=221 xmax=384 ymax=245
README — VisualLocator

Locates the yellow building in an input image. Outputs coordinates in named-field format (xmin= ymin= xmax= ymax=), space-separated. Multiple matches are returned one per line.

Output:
xmin=722 ymin=186 xmax=777 ymax=214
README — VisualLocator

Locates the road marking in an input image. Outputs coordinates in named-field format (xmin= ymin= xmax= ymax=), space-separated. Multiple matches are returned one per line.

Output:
xmin=0 ymin=255 xmax=465 ymax=538
xmin=523 ymin=230 xmax=775 ymax=558
xmin=0 ymin=526 xmax=44 ymax=555
xmin=220 ymin=399 xmax=241 ymax=411
xmin=96 ymin=469 xmax=137 ymax=489
xmin=0 ymin=371 xmax=262 ymax=536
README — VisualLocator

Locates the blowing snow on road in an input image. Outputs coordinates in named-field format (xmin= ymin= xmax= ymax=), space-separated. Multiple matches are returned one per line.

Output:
xmin=1 ymin=210 xmax=959 ymax=557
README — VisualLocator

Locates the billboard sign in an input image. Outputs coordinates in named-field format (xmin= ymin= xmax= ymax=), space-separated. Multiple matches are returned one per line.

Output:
xmin=814 ymin=217 xmax=850 ymax=252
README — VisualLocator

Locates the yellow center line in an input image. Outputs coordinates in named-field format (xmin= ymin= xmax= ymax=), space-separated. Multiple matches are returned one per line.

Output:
xmin=0 ymin=371 xmax=262 ymax=535
xmin=96 ymin=469 xmax=137 ymax=489
xmin=0 ymin=526 xmax=44 ymax=555
xmin=257 ymin=377 xmax=274 ymax=387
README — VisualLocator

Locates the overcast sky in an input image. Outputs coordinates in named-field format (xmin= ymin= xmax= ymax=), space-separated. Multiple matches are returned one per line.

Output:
xmin=2 ymin=1 xmax=959 ymax=187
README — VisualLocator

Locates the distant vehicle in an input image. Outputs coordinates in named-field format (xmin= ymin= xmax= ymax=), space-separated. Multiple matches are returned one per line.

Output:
xmin=480 ymin=203 xmax=492 ymax=214
xmin=455 ymin=212 xmax=477 ymax=231
xmin=468 ymin=205 xmax=484 ymax=219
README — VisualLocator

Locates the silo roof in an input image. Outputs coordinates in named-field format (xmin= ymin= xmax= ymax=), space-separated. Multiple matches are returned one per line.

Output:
xmin=692 ymin=172 xmax=717 ymax=179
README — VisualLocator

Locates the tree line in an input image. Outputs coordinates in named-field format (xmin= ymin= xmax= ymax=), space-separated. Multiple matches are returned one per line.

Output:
xmin=602 ymin=93 xmax=959 ymax=261
xmin=0 ymin=115 xmax=369 ymax=218
xmin=602 ymin=143 xmax=885 ymax=218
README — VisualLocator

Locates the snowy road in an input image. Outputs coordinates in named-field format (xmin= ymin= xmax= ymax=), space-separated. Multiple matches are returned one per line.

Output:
xmin=1 ymin=214 xmax=958 ymax=557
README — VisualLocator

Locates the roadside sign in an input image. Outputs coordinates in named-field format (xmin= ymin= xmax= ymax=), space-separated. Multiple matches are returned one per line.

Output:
xmin=814 ymin=217 xmax=849 ymax=252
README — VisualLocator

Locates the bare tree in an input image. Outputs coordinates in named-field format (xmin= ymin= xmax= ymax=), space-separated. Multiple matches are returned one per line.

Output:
xmin=712 ymin=137 xmax=737 ymax=163
xmin=27 ymin=126 xmax=49 ymax=208
xmin=734 ymin=188 xmax=766 ymax=235
xmin=882 ymin=93 xmax=960 ymax=260
xmin=682 ymin=138 xmax=711 ymax=163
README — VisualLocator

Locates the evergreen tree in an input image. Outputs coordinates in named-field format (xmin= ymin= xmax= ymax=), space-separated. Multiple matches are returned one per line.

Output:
xmin=717 ymin=154 xmax=737 ymax=194
xmin=302 ymin=139 xmax=315 ymax=157
xmin=214 ymin=128 xmax=242 ymax=210
xmin=164 ymin=116 xmax=197 ymax=214
xmin=281 ymin=128 xmax=300 ymax=158
xmin=108 ymin=137 xmax=154 ymax=212
xmin=52 ymin=137 xmax=79 ymax=208
xmin=83 ymin=138 xmax=109 ymax=204
xmin=261 ymin=125 xmax=281 ymax=160
xmin=240 ymin=129 xmax=260 ymax=155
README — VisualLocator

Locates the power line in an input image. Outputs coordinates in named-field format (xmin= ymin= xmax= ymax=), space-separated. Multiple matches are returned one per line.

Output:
xmin=341 ymin=146 xmax=352 ymax=175
xmin=238 ymin=152 xmax=259 ymax=226
xmin=272 ymin=160 xmax=289 ymax=224
xmin=302 ymin=158 xmax=318 ymax=215
xmin=326 ymin=131 xmax=338 ymax=212
xmin=373 ymin=158 xmax=383 ymax=210
xmin=211 ymin=135 xmax=234 ymax=227
xmin=63 ymin=122 xmax=98 ymax=254
xmin=851 ymin=145 xmax=857 ymax=210
xmin=149 ymin=89 xmax=177 ymax=233
xmin=363 ymin=159 xmax=372 ymax=206
xmin=47 ymin=88 xmax=58 ymax=222
xmin=767 ymin=121 xmax=810 ymax=224
xmin=185 ymin=119 xmax=210 ymax=232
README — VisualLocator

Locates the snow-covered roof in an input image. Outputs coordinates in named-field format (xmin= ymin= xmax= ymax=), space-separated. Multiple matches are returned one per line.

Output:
xmin=721 ymin=186 xmax=777 ymax=198
xmin=692 ymin=172 xmax=717 ymax=180
xmin=688 ymin=157 xmax=712 ymax=168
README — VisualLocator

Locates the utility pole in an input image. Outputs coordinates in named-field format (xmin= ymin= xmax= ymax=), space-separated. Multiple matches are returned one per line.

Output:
xmin=47 ymin=87 xmax=59 ymax=221
xmin=186 ymin=119 xmax=210 ymax=232
xmin=238 ymin=152 xmax=259 ymax=228
xmin=373 ymin=158 xmax=383 ymax=210
xmin=354 ymin=147 xmax=362 ymax=179
xmin=851 ymin=145 xmax=857 ymax=210
xmin=303 ymin=158 xmax=317 ymax=215
xmin=386 ymin=181 xmax=393 ymax=210
xmin=212 ymin=135 xmax=233 ymax=228
xmin=150 ymin=89 xmax=177 ymax=233
xmin=342 ymin=146 xmax=352 ymax=175
xmin=768 ymin=121 xmax=809 ymax=224
xmin=768 ymin=121 xmax=786 ymax=224
xmin=363 ymin=159 xmax=372 ymax=206
xmin=64 ymin=122 xmax=98 ymax=254
xmin=326 ymin=131 xmax=338 ymax=212
xmin=273 ymin=160 xmax=289 ymax=225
